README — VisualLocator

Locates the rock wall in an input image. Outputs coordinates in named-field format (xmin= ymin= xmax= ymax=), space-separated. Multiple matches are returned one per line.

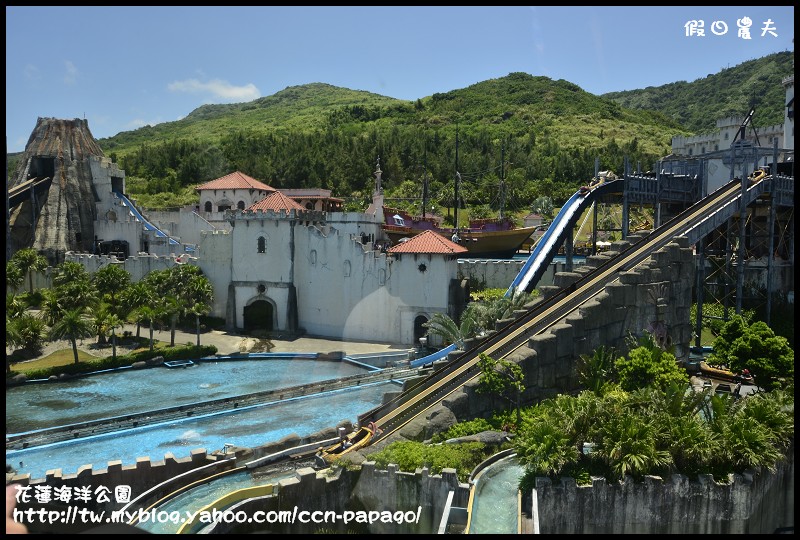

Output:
xmin=407 ymin=235 xmax=696 ymax=427
xmin=9 ymin=118 xmax=108 ymax=264
xmin=532 ymin=450 xmax=794 ymax=534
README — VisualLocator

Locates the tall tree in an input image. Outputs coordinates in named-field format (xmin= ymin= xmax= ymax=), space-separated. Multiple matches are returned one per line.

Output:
xmin=93 ymin=264 xmax=132 ymax=308
xmin=49 ymin=307 xmax=94 ymax=365
xmin=11 ymin=248 xmax=48 ymax=295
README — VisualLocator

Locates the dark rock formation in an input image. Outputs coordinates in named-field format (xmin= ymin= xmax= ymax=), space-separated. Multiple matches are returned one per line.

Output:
xmin=8 ymin=117 xmax=105 ymax=265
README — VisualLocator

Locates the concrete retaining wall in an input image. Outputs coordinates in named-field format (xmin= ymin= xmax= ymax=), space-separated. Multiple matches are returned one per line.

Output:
xmin=458 ymin=259 xmax=582 ymax=290
xmin=207 ymin=462 xmax=470 ymax=534
xmin=9 ymin=449 xmax=227 ymax=512
xmin=532 ymin=451 xmax=794 ymax=534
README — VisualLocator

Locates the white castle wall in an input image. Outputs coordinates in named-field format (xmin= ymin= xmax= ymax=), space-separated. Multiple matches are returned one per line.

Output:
xmin=224 ymin=208 xmax=456 ymax=345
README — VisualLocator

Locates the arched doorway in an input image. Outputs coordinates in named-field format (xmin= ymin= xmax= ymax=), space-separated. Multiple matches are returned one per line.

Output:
xmin=243 ymin=300 xmax=273 ymax=333
xmin=413 ymin=314 xmax=429 ymax=344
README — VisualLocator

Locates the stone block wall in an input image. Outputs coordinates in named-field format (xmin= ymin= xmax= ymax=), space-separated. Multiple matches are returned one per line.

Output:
xmin=458 ymin=259 xmax=582 ymax=290
xmin=421 ymin=236 xmax=697 ymax=423
xmin=10 ymin=449 xmax=227 ymax=513
xmin=532 ymin=451 xmax=794 ymax=534
xmin=208 ymin=462 xmax=469 ymax=534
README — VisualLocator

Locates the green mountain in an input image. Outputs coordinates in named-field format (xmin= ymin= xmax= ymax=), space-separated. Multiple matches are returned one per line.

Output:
xmin=602 ymin=51 xmax=792 ymax=133
xmin=97 ymin=72 xmax=684 ymax=210
xmin=12 ymin=52 xmax=790 ymax=212
xmin=102 ymin=83 xmax=405 ymax=153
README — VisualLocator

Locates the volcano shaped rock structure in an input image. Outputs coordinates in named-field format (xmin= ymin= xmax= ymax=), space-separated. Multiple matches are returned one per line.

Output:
xmin=8 ymin=117 xmax=125 ymax=265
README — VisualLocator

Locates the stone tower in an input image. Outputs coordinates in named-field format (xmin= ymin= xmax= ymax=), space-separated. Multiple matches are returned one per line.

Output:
xmin=8 ymin=117 xmax=120 ymax=265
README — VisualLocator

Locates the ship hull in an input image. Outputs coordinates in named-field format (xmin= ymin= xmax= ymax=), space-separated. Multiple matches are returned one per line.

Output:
xmin=384 ymin=225 xmax=536 ymax=259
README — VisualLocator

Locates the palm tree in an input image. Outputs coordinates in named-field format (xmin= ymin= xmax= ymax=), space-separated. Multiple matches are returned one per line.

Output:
xmin=134 ymin=305 xmax=159 ymax=352
xmin=9 ymin=313 xmax=47 ymax=355
xmin=106 ymin=313 xmax=122 ymax=360
xmin=6 ymin=262 xmax=24 ymax=292
xmin=160 ymin=295 xmax=183 ymax=347
xmin=39 ymin=288 xmax=64 ymax=327
xmin=49 ymin=307 xmax=94 ymax=365
xmin=11 ymin=248 xmax=48 ymax=295
xmin=189 ymin=302 xmax=211 ymax=347
xmin=54 ymin=261 xmax=99 ymax=311
xmin=121 ymin=282 xmax=154 ymax=338
xmin=422 ymin=310 xmax=478 ymax=349
xmin=186 ymin=273 xmax=214 ymax=347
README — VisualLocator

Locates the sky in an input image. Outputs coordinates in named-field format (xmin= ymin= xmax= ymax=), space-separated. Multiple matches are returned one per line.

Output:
xmin=5 ymin=5 xmax=794 ymax=153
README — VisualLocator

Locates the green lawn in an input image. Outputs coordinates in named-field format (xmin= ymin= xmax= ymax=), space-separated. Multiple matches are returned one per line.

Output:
xmin=9 ymin=339 xmax=168 ymax=376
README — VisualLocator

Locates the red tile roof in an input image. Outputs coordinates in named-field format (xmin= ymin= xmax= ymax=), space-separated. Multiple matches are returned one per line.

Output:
xmin=196 ymin=171 xmax=276 ymax=192
xmin=247 ymin=191 xmax=305 ymax=212
xmin=388 ymin=230 xmax=468 ymax=255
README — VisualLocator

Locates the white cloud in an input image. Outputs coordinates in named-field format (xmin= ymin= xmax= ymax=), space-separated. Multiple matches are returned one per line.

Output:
xmin=167 ymin=78 xmax=261 ymax=102
xmin=24 ymin=64 xmax=41 ymax=81
xmin=64 ymin=61 xmax=78 ymax=85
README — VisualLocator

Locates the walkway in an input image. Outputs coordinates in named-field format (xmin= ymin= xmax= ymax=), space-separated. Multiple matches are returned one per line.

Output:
xmin=119 ymin=324 xmax=411 ymax=356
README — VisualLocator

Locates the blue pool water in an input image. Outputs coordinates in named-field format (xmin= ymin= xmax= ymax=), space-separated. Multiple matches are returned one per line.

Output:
xmin=7 ymin=381 xmax=397 ymax=480
xmin=6 ymin=358 xmax=369 ymax=434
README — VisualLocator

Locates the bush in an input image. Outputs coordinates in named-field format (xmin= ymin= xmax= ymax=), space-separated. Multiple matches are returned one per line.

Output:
xmin=365 ymin=441 xmax=491 ymax=480
xmin=9 ymin=344 xmax=218 ymax=381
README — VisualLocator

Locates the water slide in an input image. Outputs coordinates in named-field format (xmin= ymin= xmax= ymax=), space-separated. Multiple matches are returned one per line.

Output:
xmin=113 ymin=190 xmax=179 ymax=245
xmin=361 ymin=176 xmax=772 ymax=438
xmin=126 ymin=176 xmax=776 ymax=534
xmin=507 ymin=179 xmax=623 ymax=296
xmin=409 ymin=180 xmax=622 ymax=368
xmin=8 ymin=176 xmax=53 ymax=208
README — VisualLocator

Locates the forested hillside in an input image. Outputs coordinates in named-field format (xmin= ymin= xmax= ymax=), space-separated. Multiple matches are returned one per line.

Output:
xmin=602 ymin=51 xmax=792 ymax=133
xmin=99 ymin=73 xmax=681 ymax=212
xmin=7 ymin=52 xmax=790 ymax=214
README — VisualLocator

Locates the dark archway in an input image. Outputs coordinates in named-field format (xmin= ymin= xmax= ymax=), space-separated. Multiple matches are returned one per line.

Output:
xmin=414 ymin=314 xmax=429 ymax=344
xmin=243 ymin=300 xmax=273 ymax=333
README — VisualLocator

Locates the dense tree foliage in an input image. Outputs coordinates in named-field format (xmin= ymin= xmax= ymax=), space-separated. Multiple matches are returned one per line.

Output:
xmin=603 ymin=51 xmax=792 ymax=133
xmin=710 ymin=315 xmax=794 ymax=391
xmin=90 ymin=72 xmax=690 ymax=211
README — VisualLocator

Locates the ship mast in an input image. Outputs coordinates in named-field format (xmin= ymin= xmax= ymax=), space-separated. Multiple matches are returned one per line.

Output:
xmin=499 ymin=138 xmax=505 ymax=219
xmin=454 ymin=125 xmax=459 ymax=231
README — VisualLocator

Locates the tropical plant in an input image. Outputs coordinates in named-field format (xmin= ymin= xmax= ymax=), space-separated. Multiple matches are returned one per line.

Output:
xmin=53 ymin=261 xmax=99 ymax=311
xmin=106 ymin=313 xmax=123 ymax=361
xmin=6 ymin=293 xmax=27 ymax=319
xmin=615 ymin=334 xmax=688 ymax=392
xmin=93 ymin=264 xmax=131 ymax=308
xmin=592 ymin=409 xmax=672 ymax=481
xmin=7 ymin=312 xmax=47 ymax=357
xmin=422 ymin=311 xmax=478 ymax=349
xmin=515 ymin=420 xmax=579 ymax=478
xmin=120 ymin=281 xmax=155 ymax=338
xmin=10 ymin=248 xmax=48 ymax=294
xmin=577 ymin=345 xmax=618 ymax=394
xmin=710 ymin=315 xmax=794 ymax=392
xmin=475 ymin=353 xmax=525 ymax=427
xmin=6 ymin=262 xmax=24 ymax=291
xmin=49 ymin=307 xmax=94 ymax=364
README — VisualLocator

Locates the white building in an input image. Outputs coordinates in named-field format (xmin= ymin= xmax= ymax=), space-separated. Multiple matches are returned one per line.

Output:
xmin=197 ymin=188 xmax=468 ymax=345
xmin=668 ymin=73 xmax=794 ymax=194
